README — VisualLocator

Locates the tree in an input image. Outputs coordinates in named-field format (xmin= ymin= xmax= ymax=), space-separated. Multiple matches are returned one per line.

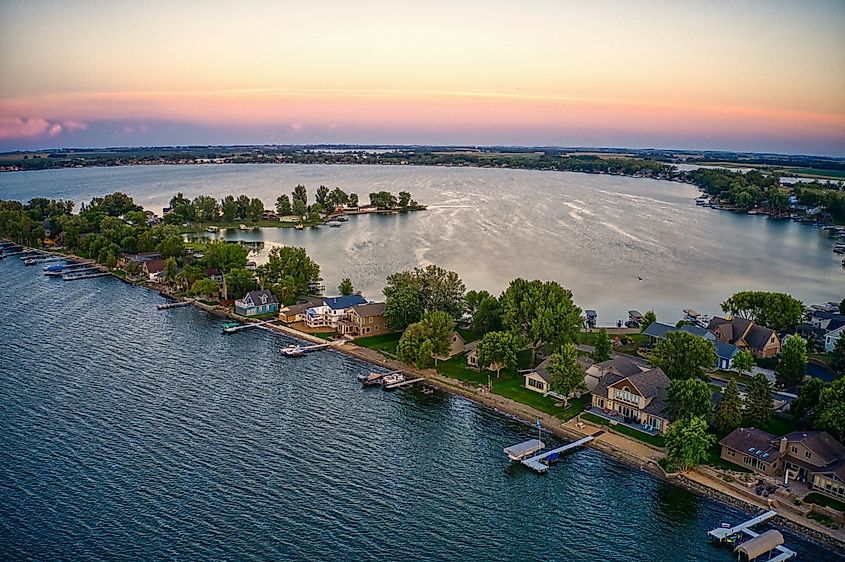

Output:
xmin=338 ymin=277 xmax=354 ymax=296
xmin=191 ymin=277 xmax=219 ymax=299
xmin=292 ymin=198 xmax=307 ymax=218
xmin=732 ymin=349 xmax=755 ymax=378
xmin=349 ymin=193 xmax=359 ymax=207
xmin=202 ymin=241 xmax=247 ymax=273
xmin=815 ymin=377 xmax=845 ymax=442
xmin=275 ymin=195 xmax=292 ymax=216
xmin=720 ymin=291 xmax=804 ymax=332
xmin=791 ymin=377 xmax=826 ymax=421
xmin=236 ymin=195 xmax=251 ymax=219
xmin=830 ymin=334 xmax=845 ymax=376
xmin=473 ymin=294 xmax=502 ymax=334
xmin=745 ymin=373 xmax=774 ymax=427
xmin=665 ymin=378 xmax=713 ymax=421
xmin=221 ymin=195 xmax=238 ymax=222
xmin=383 ymin=284 xmax=423 ymax=331
xmin=315 ymin=185 xmax=329 ymax=206
xmin=640 ymin=310 xmax=657 ymax=332
xmin=157 ymin=235 xmax=185 ymax=259
xmin=383 ymin=265 xmax=465 ymax=327
xmin=398 ymin=191 xmax=412 ymax=208
xmin=501 ymin=278 xmax=582 ymax=367
xmin=163 ymin=257 xmax=178 ymax=286
xmin=592 ymin=329 xmax=612 ymax=362
xmin=649 ymin=331 xmax=716 ymax=381
xmin=225 ymin=268 xmax=255 ymax=300
xmin=256 ymin=246 xmax=320 ymax=299
xmin=546 ymin=343 xmax=586 ymax=401
xmin=476 ymin=331 xmax=520 ymax=378
xmin=248 ymin=198 xmax=264 ymax=222
xmin=292 ymin=184 xmax=308 ymax=206
xmin=713 ymin=379 xmax=743 ymax=435
xmin=192 ymin=195 xmax=220 ymax=222
xmin=419 ymin=311 xmax=454 ymax=365
xmin=776 ymin=335 xmax=807 ymax=389
xmin=398 ymin=323 xmax=431 ymax=368
xmin=664 ymin=416 xmax=715 ymax=471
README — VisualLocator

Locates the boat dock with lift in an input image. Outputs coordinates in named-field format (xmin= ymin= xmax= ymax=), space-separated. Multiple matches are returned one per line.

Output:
xmin=222 ymin=319 xmax=277 ymax=334
xmin=383 ymin=376 xmax=424 ymax=390
xmin=708 ymin=510 xmax=795 ymax=561
xmin=505 ymin=432 xmax=601 ymax=473
xmin=280 ymin=341 xmax=344 ymax=355
xmin=157 ymin=300 xmax=192 ymax=310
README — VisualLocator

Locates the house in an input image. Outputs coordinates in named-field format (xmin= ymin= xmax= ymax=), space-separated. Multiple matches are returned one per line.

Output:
xmin=305 ymin=295 xmax=367 ymax=329
xmin=707 ymin=317 xmax=781 ymax=358
xmin=435 ymin=332 xmax=466 ymax=361
xmin=524 ymin=355 xmax=594 ymax=394
xmin=585 ymin=355 xmax=651 ymax=393
xmin=590 ymin=364 xmax=672 ymax=434
xmin=142 ymin=259 xmax=167 ymax=281
xmin=338 ymin=302 xmax=390 ymax=338
xmin=279 ymin=298 xmax=322 ymax=323
xmin=641 ymin=321 xmax=716 ymax=343
xmin=824 ymin=325 xmax=844 ymax=353
xmin=467 ymin=341 xmax=504 ymax=373
xmin=714 ymin=340 xmax=741 ymax=370
xmin=119 ymin=252 xmax=162 ymax=268
xmin=809 ymin=310 xmax=845 ymax=332
xmin=719 ymin=428 xmax=845 ymax=501
xmin=235 ymin=290 xmax=279 ymax=316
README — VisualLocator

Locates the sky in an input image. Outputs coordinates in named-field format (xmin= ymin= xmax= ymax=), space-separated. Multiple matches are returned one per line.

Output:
xmin=1 ymin=0 xmax=844 ymax=155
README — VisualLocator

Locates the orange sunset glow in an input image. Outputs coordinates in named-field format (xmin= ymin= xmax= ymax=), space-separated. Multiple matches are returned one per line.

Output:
xmin=1 ymin=0 xmax=844 ymax=154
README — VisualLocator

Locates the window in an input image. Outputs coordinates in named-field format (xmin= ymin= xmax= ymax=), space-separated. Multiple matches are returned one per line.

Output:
xmin=727 ymin=449 xmax=735 ymax=458
xmin=528 ymin=378 xmax=545 ymax=390
xmin=805 ymin=451 xmax=812 ymax=459
xmin=742 ymin=456 xmax=751 ymax=465
xmin=791 ymin=446 xmax=798 ymax=454
xmin=598 ymin=399 xmax=604 ymax=408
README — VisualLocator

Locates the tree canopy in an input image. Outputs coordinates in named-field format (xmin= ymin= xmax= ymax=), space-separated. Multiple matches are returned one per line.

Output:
xmin=791 ymin=377 xmax=826 ymax=422
xmin=664 ymin=416 xmax=716 ymax=471
xmin=256 ymin=246 xmax=320 ymax=302
xmin=649 ymin=331 xmax=716 ymax=380
xmin=732 ymin=349 xmax=755 ymax=378
xmin=665 ymin=378 xmax=713 ymax=421
xmin=720 ymin=291 xmax=804 ymax=332
xmin=501 ymin=278 xmax=582 ymax=367
xmin=546 ymin=343 xmax=585 ymax=400
xmin=815 ymin=377 xmax=845 ymax=442
xmin=776 ymin=335 xmax=807 ymax=389
xmin=398 ymin=311 xmax=454 ymax=368
xmin=476 ymin=331 xmax=520 ymax=378
xmin=745 ymin=373 xmax=774 ymax=427
xmin=640 ymin=310 xmax=656 ymax=332
xmin=713 ymin=379 xmax=742 ymax=435
xmin=383 ymin=265 xmax=465 ymax=330
xmin=225 ymin=268 xmax=255 ymax=300
xmin=592 ymin=329 xmax=612 ymax=362
xmin=338 ymin=277 xmax=354 ymax=296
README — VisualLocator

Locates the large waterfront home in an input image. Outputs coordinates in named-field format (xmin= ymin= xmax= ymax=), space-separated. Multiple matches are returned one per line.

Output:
xmin=589 ymin=357 xmax=672 ymax=435
xmin=642 ymin=321 xmax=716 ymax=342
xmin=719 ymin=428 xmax=845 ymax=501
xmin=278 ymin=298 xmax=323 ymax=323
xmin=305 ymin=295 xmax=368 ymax=329
xmin=337 ymin=302 xmax=390 ymax=338
xmin=235 ymin=290 xmax=279 ymax=317
xmin=707 ymin=317 xmax=781 ymax=358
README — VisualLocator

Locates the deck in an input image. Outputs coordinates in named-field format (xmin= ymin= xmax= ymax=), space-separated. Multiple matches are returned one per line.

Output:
xmin=708 ymin=510 xmax=795 ymax=561
xmin=520 ymin=434 xmax=599 ymax=473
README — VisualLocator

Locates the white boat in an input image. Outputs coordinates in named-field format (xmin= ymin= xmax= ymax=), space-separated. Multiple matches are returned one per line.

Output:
xmin=358 ymin=372 xmax=385 ymax=386
xmin=281 ymin=344 xmax=305 ymax=357
xmin=382 ymin=373 xmax=405 ymax=386
xmin=239 ymin=224 xmax=249 ymax=230
xmin=206 ymin=226 xmax=219 ymax=233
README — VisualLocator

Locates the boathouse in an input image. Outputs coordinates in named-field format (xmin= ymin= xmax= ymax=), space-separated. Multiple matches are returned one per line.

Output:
xmin=235 ymin=290 xmax=279 ymax=317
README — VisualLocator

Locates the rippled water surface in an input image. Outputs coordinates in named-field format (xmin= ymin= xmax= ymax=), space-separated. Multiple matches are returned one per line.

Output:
xmin=1 ymin=259 xmax=843 ymax=561
xmin=0 ymin=164 xmax=841 ymax=321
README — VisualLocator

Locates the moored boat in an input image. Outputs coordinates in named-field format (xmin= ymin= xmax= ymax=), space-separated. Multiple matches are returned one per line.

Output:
xmin=206 ymin=226 xmax=219 ymax=233
xmin=281 ymin=344 xmax=305 ymax=357
xmin=358 ymin=372 xmax=385 ymax=386
xmin=381 ymin=373 xmax=405 ymax=386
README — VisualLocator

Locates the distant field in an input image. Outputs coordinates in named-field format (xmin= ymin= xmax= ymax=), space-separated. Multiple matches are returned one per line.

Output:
xmin=779 ymin=167 xmax=845 ymax=180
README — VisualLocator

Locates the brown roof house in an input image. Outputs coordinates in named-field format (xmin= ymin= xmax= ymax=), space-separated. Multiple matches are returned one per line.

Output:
xmin=707 ymin=317 xmax=781 ymax=358
xmin=589 ymin=362 xmax=672 ymax=435
xmin=584 ymin=356 xmax=650 ymax=394
xmin=279 ymin=298 xmax=323 ymax=324
xmin=434 ymin=332 xmax=466 ymax=361
xmin=719 ymin=428 xmax=845 ymax=501
xmin=337 ymin=302 xmax=390 ymax=338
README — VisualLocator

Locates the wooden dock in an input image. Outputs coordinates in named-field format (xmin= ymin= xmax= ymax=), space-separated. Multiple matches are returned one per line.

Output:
xmin=223 ymin=319 xmax=277 ymax=334
xmin=157 ymin=300 xmax=192 ymax=310
xmin=63 ymin=270 xmax=110 ymax=281
xmin=383 ymin=377 xmax=424 ymax=390
xmin=520 ymin=433 xmax=600 ymax=473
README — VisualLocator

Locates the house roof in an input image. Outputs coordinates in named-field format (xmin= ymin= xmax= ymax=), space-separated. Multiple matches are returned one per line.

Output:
xmin=713 ymin=340 xmax=740 ymax=360
xmin=708 ymin=316 xmax=775 ymax=351
xmin=815 ymin=459 xmax=845 ymax=482
xmin=244 ymin=290 xmax=278 ymax=306
xmin=591 ymin=355 xmax=648 ymax=378
xmin=784 ymin=431 xmax=845 ymax=466
xmin=281 ymin=302 xmax=313 ymax=316
xmin=593 ymin=366 xmax=671 ymax=417
xmin=745 ymin=324 xmax=776 ymax=350
xmin=719 ymin=427 xmax=782 ymax=464
xmin=144 ymin=259 xmax=166 ymax=273
xmin=533 ymin=357 xmax=553 ymax=383
xmin=350 ymin=301 xmax=386 ymax=317
xmin=322 ymin=294 xmax=368 ymax=310
xmin=642 ymin=321 xmax=712 ymax=340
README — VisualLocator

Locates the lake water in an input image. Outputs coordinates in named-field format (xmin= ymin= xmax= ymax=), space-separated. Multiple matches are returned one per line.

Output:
xmin=0 ymin=164 xmax=841 ymax=323
xmin=0 ymin=259 xmax=842 ymax=561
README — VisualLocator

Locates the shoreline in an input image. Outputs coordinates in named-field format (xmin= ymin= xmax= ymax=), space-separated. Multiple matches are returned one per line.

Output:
xmin=4 ymin=243 xmax=844 ymax=552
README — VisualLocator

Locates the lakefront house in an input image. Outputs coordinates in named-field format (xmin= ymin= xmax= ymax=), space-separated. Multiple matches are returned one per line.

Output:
xmin=305 ymin=295 xmax=368 ymax=329
xmin=707 ymin=317 xmax=781 ymax=358
xmin=235 ymin=290 xmax=279 ymax=317
xmin=589 ymin=357 xmax=672 ymax=435
xmin=719 ymin=428 xmax=845 ymax=501
xmin=337 ymin=302 xmax=390 ymax=338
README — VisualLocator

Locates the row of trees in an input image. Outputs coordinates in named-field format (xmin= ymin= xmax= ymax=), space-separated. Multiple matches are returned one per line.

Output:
xmin=166 ymin=193 xmax=265 ymax=224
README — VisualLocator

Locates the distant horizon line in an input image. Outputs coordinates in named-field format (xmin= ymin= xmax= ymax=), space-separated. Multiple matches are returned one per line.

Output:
xmin=3 ymin=143 xmax=844 ymax=161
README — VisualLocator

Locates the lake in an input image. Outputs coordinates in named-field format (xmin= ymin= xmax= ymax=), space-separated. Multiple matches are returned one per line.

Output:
xmin=0 ymin=258 xmax=842 ymax=561
xmin=0 ymin=163 xmax=841 ymax=323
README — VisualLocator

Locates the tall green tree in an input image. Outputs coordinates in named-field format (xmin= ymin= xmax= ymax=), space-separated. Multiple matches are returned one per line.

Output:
xmin=315 ymin=185 xmax=329 ymax=206
xmin=383 ymin=284 xmax=423 ymax=331
xmin=732 ymin=349 xmax=755 ymax=378
xmin=202 ymin=241 xmax=248 ymax=273
xmin=664 ymin=415 xmax=715 ymax=471
xmin=501 ymin=278 xmax=582 ymax=367
xmin=225 ymin=268 xmax=256 ymax=300
xmin=398 ymin=322 xmax=431 ymax=368
xmin=191 ymin=277 xmax=219 ymax=299
xmin=419 ymin=311 xmax=454 ymax=365
xmin=791 ymin=377 xmax=826 ymax=421
xmin=640 ymin=310 xmax=657 ymax=332
xmin=292 ymin=198 xmax=307 ymax=219
xmin=720 ymin=291 xmax=804 ymax=332
xmin=192 ymin=195 xmax=220 ymax=222
xmin=275 ymin=194 xmax=292 ymax=216
xmin=713 ymin=379 xmax=743 ymax=435
xmin=665 ymin=378 xmax=713 ymax=421
xmin=815 ymin=377 xmax=845 ymax=442
xmin=745 ymin=373 xmax=774 ymax=427
xmin=338 ymin=277 xmax=354 ymax=296
xmin=476 ymin=331 xmax=520 ymax=378
xmin=649 ymin=331 xmax=716 ymax=381
xmin=383 ymin=265 xmax=465 ymax=327
xmin=256 ymin=246 xmax=320 ymax=299
xmin=163 ymin=257 xmax=179 ymax=286
xmin=221 ymin=195 xmax=238 ymax=222
xmin=248 ymin=198 xmax=264 ymax=222
xmin=830 ymin=334 xmax=845 ymax=376
xmin=292 ymin=184 xmax=308 ymax=206
xmin=592 ymin=329 xmax=613 ymax=362
xmin=546 ymin=343 xmax=585 ymax=401
xmin=776 ymin=335 xmax=807 ymax=389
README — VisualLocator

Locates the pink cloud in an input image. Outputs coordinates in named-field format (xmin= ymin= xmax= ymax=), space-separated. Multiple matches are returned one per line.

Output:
xmin=0 ymin=116 xmax=87 ymax=140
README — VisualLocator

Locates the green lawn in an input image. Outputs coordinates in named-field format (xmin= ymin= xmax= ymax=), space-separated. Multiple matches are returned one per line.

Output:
xmin=355 ymin=332 xmax=402 ymax=356
xmin=581 ymin=412 xmax=665 ymax=447
xmin=804 ymin=492 xmax=845 ymax=513
xmin=756 ymin=414 xmax=806 ymax=436
xmin=314 ymin=332 xmax=335 ymax=341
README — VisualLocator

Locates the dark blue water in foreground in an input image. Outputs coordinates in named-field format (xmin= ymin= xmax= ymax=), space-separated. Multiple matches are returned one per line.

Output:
xmin=1 ymin=259 xmax=842 ymax=561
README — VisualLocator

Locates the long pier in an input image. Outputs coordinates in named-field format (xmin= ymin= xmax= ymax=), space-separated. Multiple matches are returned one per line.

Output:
xmin=384 ymin=377 xmax=424 ymax=390
xmin=223 ymin=319 xmax=277 ymax=334
xmin=520 ymin=433 xmax=600 ymax=473
xmin=157 ymin=300 xmax=192 ymax=310
xmin=63 ymin=270 xmax=111 ymax=281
